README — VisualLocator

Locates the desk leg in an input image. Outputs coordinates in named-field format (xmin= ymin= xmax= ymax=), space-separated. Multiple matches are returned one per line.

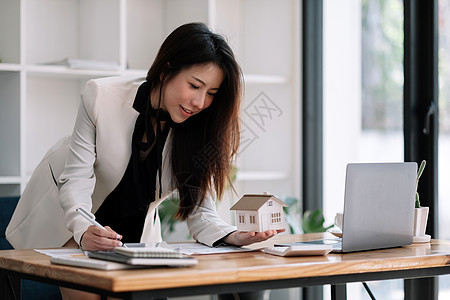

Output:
xmin=404 ymin=277 xmax=438 ymax=300
xmin=0 ymin=270 xmax=20 ymax=300
xmin=331 ymin=284 xmax=347 ymax=300
xmin=303 ymin=286 xmax=323 ymax=300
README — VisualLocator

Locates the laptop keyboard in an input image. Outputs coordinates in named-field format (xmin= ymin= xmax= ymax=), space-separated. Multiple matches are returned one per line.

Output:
xmin=276 ymin=238 xmax=343 ymax=251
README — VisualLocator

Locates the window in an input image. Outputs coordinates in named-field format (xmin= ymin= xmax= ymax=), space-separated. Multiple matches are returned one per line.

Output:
xmin=250 ymin=215 xmax=256 ymax=224
xmin=271 ymin=212 xmax=281 ymax=224
xmin=267 ymin=200 xmax=273 ymax=206
xmin=238 ymin=214 xmax=245 ymax=224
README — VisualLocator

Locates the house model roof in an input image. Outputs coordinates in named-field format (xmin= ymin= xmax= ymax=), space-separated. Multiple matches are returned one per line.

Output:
xmin=230 ymin=194 xmax=287 ymax=211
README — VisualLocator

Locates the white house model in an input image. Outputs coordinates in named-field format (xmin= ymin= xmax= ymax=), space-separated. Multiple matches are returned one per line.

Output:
xmin=230 ymin=193 xmax=287 ymax=232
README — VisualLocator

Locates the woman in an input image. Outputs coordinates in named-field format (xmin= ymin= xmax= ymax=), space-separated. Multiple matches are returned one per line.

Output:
xmin=6 ymin=23 xmax=283 ymax=299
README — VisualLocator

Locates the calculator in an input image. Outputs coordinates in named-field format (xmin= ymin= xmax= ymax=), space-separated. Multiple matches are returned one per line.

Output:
xmin=263 ymin=245 xmax=333 ymax=257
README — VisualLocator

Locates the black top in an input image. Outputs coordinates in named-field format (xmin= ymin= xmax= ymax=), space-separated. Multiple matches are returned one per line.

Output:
xmin=95 ymin=82 xmax=172 ymax=243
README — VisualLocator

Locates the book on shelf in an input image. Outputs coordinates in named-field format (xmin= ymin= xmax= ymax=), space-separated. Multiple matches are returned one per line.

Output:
xmin=42 ymin=57 xmax=120 ymax=71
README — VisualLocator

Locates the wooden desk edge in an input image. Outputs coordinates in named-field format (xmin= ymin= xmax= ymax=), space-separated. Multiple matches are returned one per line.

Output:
xmin=1 ymin=234 xmax=450 ymax=293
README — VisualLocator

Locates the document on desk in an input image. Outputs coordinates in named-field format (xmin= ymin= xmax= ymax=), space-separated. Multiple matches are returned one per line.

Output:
xmin=34 ymin=243 xmax=148 ymax=258
xmin=168 ymin=242 xmax=256 ymax=255
xmin=34 ymin=248 xmax=85 ymax=257
xmin=35 ymin=248 xmax=138 ymax=270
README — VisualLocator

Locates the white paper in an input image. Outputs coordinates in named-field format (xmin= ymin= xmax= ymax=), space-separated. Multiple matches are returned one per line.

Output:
xmin=34 ymin=248 xmax=85 ymax=257
xmin=167 ymin=242 xmax=256 ymax=255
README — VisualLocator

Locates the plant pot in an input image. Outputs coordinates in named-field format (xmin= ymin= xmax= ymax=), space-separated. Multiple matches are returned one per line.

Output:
xmin=413 ymin=207 xmax=430 ymax=243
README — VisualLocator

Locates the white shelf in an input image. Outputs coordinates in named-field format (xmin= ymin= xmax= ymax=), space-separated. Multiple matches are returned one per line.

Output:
xmin=0 ymin=177 xmax=22 ymax=184
xmin=25 ymin=65 xmax=123 ymax=78
xmin=0 ymin=64 xmax=22 ymax=72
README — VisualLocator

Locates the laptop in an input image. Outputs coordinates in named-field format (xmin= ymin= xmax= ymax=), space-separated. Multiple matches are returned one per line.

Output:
xmin=280 ymin=162 xmax=417 ymax=253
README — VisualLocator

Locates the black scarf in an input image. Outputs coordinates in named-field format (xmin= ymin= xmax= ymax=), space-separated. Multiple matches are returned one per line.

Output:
xmin=132 ymin=81 xmax=172 ymax=208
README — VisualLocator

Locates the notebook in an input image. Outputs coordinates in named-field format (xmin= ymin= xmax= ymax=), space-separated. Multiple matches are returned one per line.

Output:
xmin=88 ymin=251 xmax=198 ymax=266
xmin=279 ymin=162 xmax=417 ymax=253
xmin=114 ymin=246 xmax=185 ymax=258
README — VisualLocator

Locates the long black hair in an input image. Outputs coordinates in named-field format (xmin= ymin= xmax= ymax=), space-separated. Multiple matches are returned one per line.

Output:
xmin=146 ymin=23 xmax=243 ymax=219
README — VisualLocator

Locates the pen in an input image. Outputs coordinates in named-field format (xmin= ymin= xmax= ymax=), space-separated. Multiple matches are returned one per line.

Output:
xmin=76 ymin=208 xmax=126 ymax=247
xmin=76 ymin=207 xmax=106 ymax=230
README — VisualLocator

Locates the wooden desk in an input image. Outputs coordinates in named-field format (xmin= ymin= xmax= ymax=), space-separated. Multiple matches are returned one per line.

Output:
xmin=1 ymin=233 xmax=450 ymax=300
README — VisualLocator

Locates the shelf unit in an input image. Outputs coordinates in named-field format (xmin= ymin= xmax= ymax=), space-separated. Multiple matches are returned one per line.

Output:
xmin=0 ymin=0 xmax=300 ymax=200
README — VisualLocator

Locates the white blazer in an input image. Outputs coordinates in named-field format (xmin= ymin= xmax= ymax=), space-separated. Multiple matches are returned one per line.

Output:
xmin=6 ymin=76 xmax=236 ymax=249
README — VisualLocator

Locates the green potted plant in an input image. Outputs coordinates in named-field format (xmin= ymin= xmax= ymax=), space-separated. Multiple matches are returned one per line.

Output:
xmin=415 ymin=160 xmax=426 ymax=208
xmin=281 ymin=197 xmax=333 ymax=234
xmin=301 ymin=209 xmax=333 ymax=233
xmin=413 ymin=160 xmax=430 ymax=241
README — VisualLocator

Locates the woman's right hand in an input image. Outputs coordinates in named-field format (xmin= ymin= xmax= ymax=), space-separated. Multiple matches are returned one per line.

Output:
xmin=80 ymin=225 xmax=123 ymax=251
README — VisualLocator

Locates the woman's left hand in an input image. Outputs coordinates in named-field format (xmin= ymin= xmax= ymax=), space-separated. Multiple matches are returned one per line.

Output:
xmin=223 ymin=229 xmax=285 ymax=246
